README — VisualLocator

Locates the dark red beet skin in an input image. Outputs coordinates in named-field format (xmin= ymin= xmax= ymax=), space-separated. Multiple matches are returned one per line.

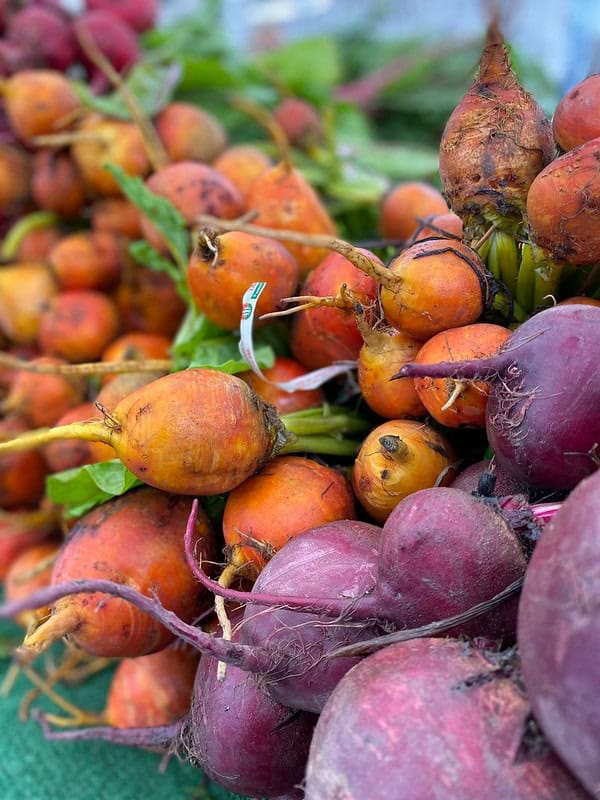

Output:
xmin=518 ymin=469 xmax=600 ymax=797
xmin=178 ymin=615 xmax=317 ymax=798
xmin=304 ymin=638 xmax=589 ymax=800
xmin=397 ymin=304 xmax=600 ymax=490
xmin=377 ymin=487 xmax=526 ymax=638
xmin=238 ymin=520 xmax=384 ymax=713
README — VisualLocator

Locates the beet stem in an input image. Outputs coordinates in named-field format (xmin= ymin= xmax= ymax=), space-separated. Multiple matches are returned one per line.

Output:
xmin=326 ymin=576 xmax=524 ymax=659
xmin=392 ymin=353 xmax=512 ymax=381
xmin=0 ymin=420 xmax=112 ymax=455
xmin=33 ymin=708 xmax=181 ymax=750
xmin=193 ymin=215 xmax=394 ymax=288
xmin=0 ymin=578 xmax=270 ymax=674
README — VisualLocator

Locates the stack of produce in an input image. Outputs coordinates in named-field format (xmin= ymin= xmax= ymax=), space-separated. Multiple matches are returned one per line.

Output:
xmin=0 ymin=5 xmax=597 ymax=799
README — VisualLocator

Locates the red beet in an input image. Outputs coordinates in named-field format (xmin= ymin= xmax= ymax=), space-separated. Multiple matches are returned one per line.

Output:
xmin=85 ymin=0 xmax=157 ymax=33
xmin=0 ymin=513 xmax=384 ymax=715
xmin=304 ymin=638 xmax=588 ymax=799
xmin=7 ymin=5 xmax=77 ymax=71
xmin=32 ymin=616 xmax=316 ymax=799
xmin=518 ymin=469 xmax=600 ymax=796
xmin=197 ymin=487 xmax=527 ymax=645
xmin=73 ymin=10 xmax=140 ymax=91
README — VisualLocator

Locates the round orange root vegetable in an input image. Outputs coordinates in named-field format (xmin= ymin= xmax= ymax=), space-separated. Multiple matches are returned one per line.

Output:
xmin=188 ymin=230 xmax=299 ymax=330
xmin=2 ymin=70 xmax=82 ymax=142
xmin=106 ymin=644 xmax=200 ymax=728
xmin=16 ymin=225 xmax=62 ymax=262
xmin=0 ymin=504 xmax=60 ymax=579
xmin=2 ymin=356 xmax=85 ymax=427
xmin=272 ymin=97 xmax=323 ymax=149
xmin=140 ymin=162 xmax=243 ymax=253
xmin=213 ymin=145 xmax=272 ymax=203
xmin=0 ymin=369 xmax=287 ymax=496
xmin=412 ymin=211 xmax=463 ymax=242
xmin=4 ymin=539 xmax=62 ymax=629
xmin=19 ymin=487 xmax=215 ymax=660
xmin=352 ymin=419 xmax=456 ymax=523
xmin=155 ymin=101 xmax=227 ymax=164
xmin=71 ymin=115 xmax=151 ymax=196
xmin=290 ymin=251 xmax=379 ymax=369
xmin=439 ymin=22 xmax=554 ymax=237
xmin=526 ymin=136 xmax=600 ymax=264
xmin=380 ymin=238 xmax=490 ymax=340
xmin=0 ymin=263 xmax=57 ymax=345
xmin=49 ymin=231 xmax=122 ymax=291
xmin=412 ymin=323 xmax=511 ymax=428
xmin=31 ymin=149 xmax=87 ymax=219
xmin=246 ymin=161 xmax=337 ymax=278
xmin=552 ymin=74 xmax=600 ymax=151
xmin=100 ymin=332 xmax=171 ymax=384
xmin=0 ymin=144 xmax=31 ymax=215
xmin=95 ymin=372 xmax=166 ymax=411
xmin=356 ymin=310 xmax=425 ymax=420
xmin=380 ymin=181 xmax=449 ymax=241
xmin=239 ymin=356 xmax=324 ymax=415
xmin=115 ymin=267 xmax=186 ymax=337
xmin=91 ymin=197 xmax=143 ymax=239
xmin=223 ymin=455 xmax=356 ymax=573
xmin=558 ymin=296 xmax=600 ymax=307
xmin=38 ymin=290 xmax=120 ymax=363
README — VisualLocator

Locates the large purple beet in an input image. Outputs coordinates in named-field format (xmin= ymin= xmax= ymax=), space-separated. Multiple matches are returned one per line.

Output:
xmin=518 ymin=469 xmax=600 ymax=797
xmin=178 ymin=616 xmax=317 ymax=798
xmin=305 ymin=638 xmax=588 ymax=799
xmin=239 ymin=518 xmax=384 ymax=712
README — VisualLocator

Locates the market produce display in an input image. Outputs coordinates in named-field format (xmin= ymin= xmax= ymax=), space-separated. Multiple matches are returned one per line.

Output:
xmin=0 ymin=2 xmax=598 ymax=799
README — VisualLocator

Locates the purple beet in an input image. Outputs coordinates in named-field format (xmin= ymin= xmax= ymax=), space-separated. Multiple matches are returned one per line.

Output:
xmin=193 ymin=488 xmax=528 ymax=647
xmin=178 ymin=614 xmax=317 ymax=797
xmin=451 ymin=458 xmax=528 ymax=497
xmin=34 ymin=616 xmax=316 ymax=799
xmin=85 ymin=0 xmax=157 ymax=33
xmin=7 ymin=5 xmax=78 ymax=71
xmin=518 ymin=469 xmax=600 ymax=797
xmin=304 ymin=638 xmax=588 ymax=799
xmin=72 ymin=9 xmax=140 ymax=92
xmin=396 ymin=304 xmax=600 ymax=490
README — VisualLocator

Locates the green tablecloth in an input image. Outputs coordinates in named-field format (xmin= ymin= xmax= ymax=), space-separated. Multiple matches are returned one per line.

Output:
xmin=0 ymin=615 xmax=245 ymax=800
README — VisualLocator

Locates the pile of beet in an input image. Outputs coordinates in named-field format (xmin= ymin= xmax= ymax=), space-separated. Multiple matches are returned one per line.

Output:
xmin=0 ymin=9 xmax=597 ymax=800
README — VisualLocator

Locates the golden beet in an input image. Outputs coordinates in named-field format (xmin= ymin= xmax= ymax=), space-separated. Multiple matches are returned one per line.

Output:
xmin=352 ymin=419 xmax=456 ymax=523
xmin=380 ymin=238 xmax=489 ymax=340
xmin=439 ymin=23 xmax=554 ymax=237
